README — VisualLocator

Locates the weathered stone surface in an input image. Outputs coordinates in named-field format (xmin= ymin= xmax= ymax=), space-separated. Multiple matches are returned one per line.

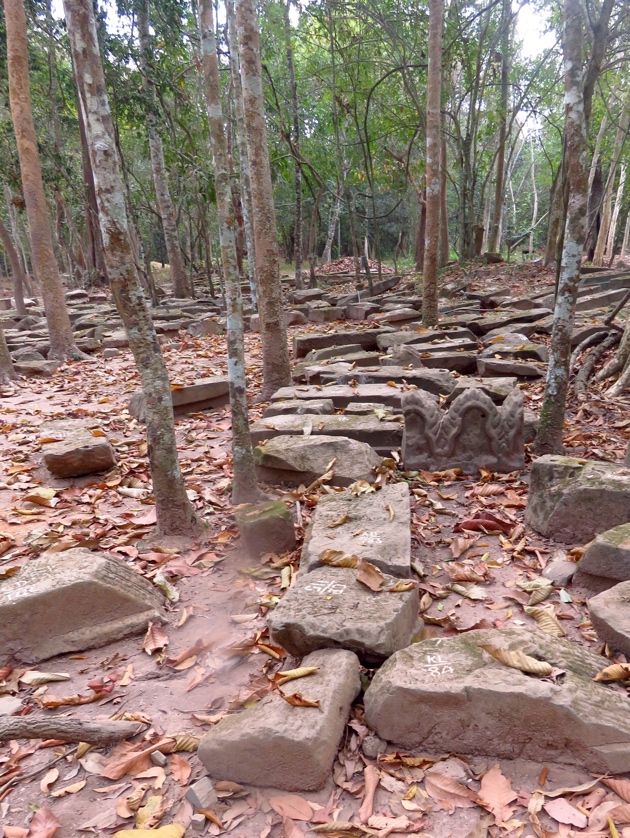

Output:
xmin=305 ymin=343 xmax=364 ymax=363
xmin=526 ymin=456 xmax=630 ymax=543
xmin=41 ymin=418 xmax=116 ymax=478
xmin=345 ymin=302 xmax=381 ymax=320
xmin=235 ymin=501 xmax=296 ymax=557
xmin=128 ymin=376 xmax=230 ymax=420
xmin=285 ymin=310 xmax=308 ymax=326
xmin=589 ymin=582 xmax=630 ymax=657
xmin=288 ymin=288 xmax=324 ymax=304
xmin=377 ymin=327 xmax=476 ymax=351
xmin=263 ymin=399 xmax=335 ymax=418
xmin=270 ymin=383 xmax=414 ymax=410
xmin=293 ymin=328 xmax=390 ymax=359
xmin=364 ymin=627 xmax=630 ymax=772
xmin=480 ymin=337 xmax=548 ymax=362
xmin=14 ymin=360 xmax=57 ymax=378
xmin=578 ymin=524 xmax=630 ymax=582
xmin=254 ymin=435 xmax=381 ymax=487
xmin=443 ymin=376 xmax=517 ymax=406
xmin=477 ymin=357 xmax=544 ymax=378
xmin=0 ymin=549 xmax=165 ymax=664
xmin=402 ymin=387 xmax=524 ymax=473
xmin=344 ymin=402 xmax=394 ymax=416
xmin=542 ymin=556 xmax=577 ymax=587
xmin=187 ymin=318 xmax=224 ymax=336
xmin=198 ymin=649 xmax=360 ymax=790
xmin=301 ymin=483 xmax=410 ymax=577
xmin=102 ymin=347 xmax=120 ymax=359
xmin=391 ymin=338 xmax=478 ymax=358
xmin=307 ymin=305 xmax=343 ymax=323
xmin=102 ymin=330 xmax=130 ymax=349
xmin=524 ymin=409 xmax=539 ymax=444
xmin=268 ymin=567 xmax=418 ymax=661
xmin=328 ymin=366 xmax=455 ymax=396
xmin=369 ymin=308 xmax=422 ymax=326
xmin=250 ymin=413 xmax=402 ymax=454
xmin=186 ymin=777 xmax=218 ymax=811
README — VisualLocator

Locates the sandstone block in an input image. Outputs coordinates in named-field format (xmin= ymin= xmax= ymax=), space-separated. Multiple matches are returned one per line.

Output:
xmin=250 ymin=413 xmax=402 ymax=454
xmin=270 ymin=383 xmax=410 ymax=410
xmin=525 ymin=456 xmax=630 ymax=543
xmin=187 ymin=318 xmax=224 ymax=336
xmin=41 ymin=418 xmax=116 ymax=478
xmin=477 ymin=358 xmax=544 ymax=378
xmin=268 ymin=567 xmax=418 ymax=661
xmin=364 ymin=627 xmax=630 ymax=772
xmin=102 ymin=348 xmax=120 ymax=359
xmin=285 ymin=310 xmax=307 ymax=326
xmin=197 ymin=649 xmax=360 ymax=790
xmin=307 ymin=305 xmax=343 ymax=323
xmin=14 ymin=360 xmax=57 ymax=378
xmin=589 ymin=582 xmax=630 ymax=657
xmin=443 ymin=376 xmax=517 ymax=406
xmin=235 ymin=501 xmax=296 ymax=557
xmin=0 ymin=548 xmax=165 ymax=664
xmin=128 ymin=376 xmax=230 ymax=420
xmin=301 ymin=483 xmax=410 ymax=577
xmin=293 ymin=329 xmax=390 ymax=359
xmin=330 ymin=365 xmax=455 ymax=397
xmin=377 ymin=328 xmax=476 ymax=351
xmin=481 ymin=337 xmax=548 ymax=362
xmin=254 ymin=434 xmax=380 ymax=488
xmin=305 ymin=343 xmax=364 ymax=362
xmin=402 ymin=386 xmax=524 ymax=473
xmin=263 ymin=399 xmax=335 ymax=418
xmin=577 ymin=524 xmax=630 ymax=582
xmin=345 ymin=302 xmax=381 ymax=320
xmin=344 ymin=402 xmax=394 ymax=416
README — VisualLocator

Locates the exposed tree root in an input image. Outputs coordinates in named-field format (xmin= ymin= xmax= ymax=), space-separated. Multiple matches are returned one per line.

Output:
xmin=574 ymin=332 xmax=620 ymax=396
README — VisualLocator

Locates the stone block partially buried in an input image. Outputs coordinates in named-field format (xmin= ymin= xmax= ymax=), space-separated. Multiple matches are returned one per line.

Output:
xmin=41 ymin=418 xmax=115 ymax=479
xmin=235 ymin=500 xmax=296 ymax=558
xmin=301 ymin=483 xmax=411 ymax=578
xmin=526 ymin=456 xmax=630 ymax=543
xmin=363 ymin=627 xmax=630 ymax=773
xmin=254 ymin=435 xmax=381 ymax=488
xmin=249 ymin=413 xmax=403 ymax=455
xmin=0 ymin=548 xmax=165 ymax=664
xmin=267 ymin=567 xmax=418 ymax=662
xmin=589 ymin=582 xmax=630 ymax=657
xmin=197 ymin=648 xmax=360 ymax=790
xmin=128 ymin=376 xmax=229 ymax=420
xmin=262 ymin=399 xmax=335 ymax=418
xmin=401 ymin=387 xmax=524 ymax=474
xmin=577 ymin=524 xmax=630 ymax=583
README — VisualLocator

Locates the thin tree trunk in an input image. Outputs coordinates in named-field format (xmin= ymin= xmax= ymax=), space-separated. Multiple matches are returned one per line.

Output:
xmin=593 ymin=101 xmax=629 ymax=266
xmin=0 ymin=217 xmax=27 ymax=314
xmin=606 ymin=163 xmax=626 ymax=262
xmin=422 ymin=0 xmax=443 ymax=327
xmin=235 ymin=0 xmax=291 ymax=398
xmin=64 ymin=0 xmax=200 ymax=537
xmin=439 ymin=135 xmax=449 ymax=266
xmin=5 ymin=0 xmax=79 ymax=360
xmin=199 ymin=0 xmax=260 ymax=504
xmin=533 ymin=0 xmax=589 ymax=455
xmin=486 ymin=0 xmax=510 ymax=254
xmin=621 ymin=213 xmax=630 ymax=259
xmin=322 ymin=190 xmax=341 ymax=264
xmin=226 ymin=0 xmax=257 ymax=310
xmin=414 ymin=189 xmax=426 ymax=271
xmin=136 ymin=0 xmax=189 ymax=299
xmin=0 ymin=326 xmax=17 ymax=385
xmin=544 ymin=162 xmax=564 ymax=266
xmin=529 ymin=139 xmax=538 ymax=256
xmin=588 ymin=110 xmax=608 ymax=195
xmin=284 ymin=0 xmax=303 ymax=290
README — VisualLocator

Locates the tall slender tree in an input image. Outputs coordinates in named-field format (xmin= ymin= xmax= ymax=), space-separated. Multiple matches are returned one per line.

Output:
xmin=5 ymin=0 xmax=79 ymax=360
xmin=422 ymin=0 xmax=444 ymax=327
xmin=486 ymin=0 xmax=510 ymax=254
xmin=63 ymin=0 xmax=200 ymax=536
xmin=284 ymin=0 xmax=303 ymax=290
xmin=198 ymin=0 xmax=260 ymax=504
xmin=0 ymin=218 xmax=27 ymax=315
xmin=235 ymin=0 xmax=291 ymax=399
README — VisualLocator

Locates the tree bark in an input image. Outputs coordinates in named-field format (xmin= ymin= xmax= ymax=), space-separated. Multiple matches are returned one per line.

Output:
xmin=234 ymin=0 xmax=291 ymax=399
xmin=533 ymin=0 xmax=589 ymax=455
xmin=284 ymin=0 xmax=303 ymax=290
xmin=323 ymin=190 xmax=341 ymax=264
xmin=0 ymin=326 xmax=17 ymax=385
xmin=226 ymin=0 xmax=257 ymax=310
xmin=439 ymin=135 xmax=449 ymax=266
xmin=5 ymin=0 xmax=78 ymax=360
xmin=593 ymin=100 xmax=629 ymax=266
xmin=199 ymin=0 xmax=260 ymax=504
xmin=606 ymin=163 xmax=626 ymax=263
xmin=63 ymin=0 xmax=200 ymax=537
xmin=422 ymin=0 xmax=444 ymax=327
xmin=0 ymin=217 xmax=27 ymax=315
xmin=136 ymin=0 xmax=189 ymax=298
xmin=486 ymin=0 xmax=510 ymax=254
xmin=0 ymin=717 xmax=146 ymax=744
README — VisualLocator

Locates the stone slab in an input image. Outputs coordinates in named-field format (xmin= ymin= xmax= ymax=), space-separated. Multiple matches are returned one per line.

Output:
xmin=270 ymin=384 xmax=412 ymax=410
xmin=235 ymin=501 xmax=296 ymax=557
xmin=254 ymin=434 xmax=381 ymax=487
xmin=377 ymin=328 xmax=476 ymax=351
xmin=443 ymin=376 xmax=517 ymax=406
xmin=481 ymin=338 xmax=548 ymax=362
xmin=526 ymin=456 xmax=630 ymax=543
xmin=344 ymin=402 xmax=394 ymax=416
xmin=477 ymin=358 xmax=544 ymax=378
xmin=198 ymin=649 xmax=360 ymax=791
xmin=41 ymin=418 xmax=116 ymax=479
xmin=293 ymin=329 xmax=391 ymax=359
xmin=301 ymin=483 xmax=410 ymax=577
xmin=263 ymin=399 xmax=335 ymax=418
xmin=250 ymin=413 xmax=403 ymax=454
xmin=322 ymin=366 xmax=455 ymax=396
xmin=364 ymin=626 xmax=630 ymax=772
xmin=305 ymin=343 xmax=364 ymax=362
xmin=578 ymin=524 xmax=630 ymax=582
xmin=589 ymin=582 xmax=630 ymax=657
xmin=128 ymin=376 xmax=230 ymax=420
xmin=0 ymin=549 xmax=165 ymax=664
xmin=268 ymin=567 xmax=418 ymax=662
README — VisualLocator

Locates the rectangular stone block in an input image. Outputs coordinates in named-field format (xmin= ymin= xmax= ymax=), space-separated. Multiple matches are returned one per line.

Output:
xmin=41 ymin=418 xmax=116 ymax=478
xmin=0 ymin=549 xmax=165 ymax=664
xmin=293 ymin=328 xmax=391 ymax=359
xmin=250 ymin=413 xmax=402 ymax=454
xmin=301 ymin=483 xmax=411 ymax=577
xmin=319 ymin=366 xmax=456 ymax=397
xmin=128 ymin=376 xmax=229 ymax=420
xmin=198 ymin=649 xmax=360 ymax=790
xmin=270 ymin=384 xmax=408 ymax=410
xmin=377 ymin=327 xmax=476 ymax=351
xmin=364 ymin=627 xmax=630 ymax=773
xmin=268 ymin=566 xmax=418 ymax=661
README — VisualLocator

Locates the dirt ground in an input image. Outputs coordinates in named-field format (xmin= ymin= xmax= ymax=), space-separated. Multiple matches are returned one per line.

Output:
xmin=2 ymin=262 xmax=630 ymax=838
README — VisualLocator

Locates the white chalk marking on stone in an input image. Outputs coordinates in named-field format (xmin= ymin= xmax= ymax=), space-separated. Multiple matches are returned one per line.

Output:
xmin=304 ymin=579 xmax=347 ymax=595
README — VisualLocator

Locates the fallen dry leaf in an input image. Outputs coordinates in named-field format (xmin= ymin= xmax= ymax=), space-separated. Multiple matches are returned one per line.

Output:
xmin=524 ymin=605 xmax=566 ymax=638
xmin=478 ymin=643 xmax=553 ymax=676
xmin=358 ymin=764 xmax=379 ymax=823
xmin=543 ymin=797 xmax=587 ymax=828
xmin=275 ymin=666 xmax=320 ymax=687
xmin=356 ymin=559 xmax=385 ymax=592
xmin=112 ymin=827 xmax=185 ymax=838
xmin=477 ymin=764 xmax=517 ymax=824
xmin=269 ymin=794 xmax=313 ymax=821
xmin=40 ymin=768 xmax=59 ymax=793
xmin=282 ymin=816 xmax=305 ymax=838
xmin=594 ymin=664 xmax=630 ymax=682
xmin=604 ymin=777 xmax=630 ymax=803
xmin=26 ymin=807 xmax=60 ymax=838
xmin=142 ymin=622 xmax=169 ymax=655
xmin=424 ymin=771 xmax=479 ymax=811
xmin=170 ymin=753 xmax=192 ymax=785
xmin=50 ymin=779 xmax=86 ymax=798
xmin=278 ymin=690 xmax=321 ymax=708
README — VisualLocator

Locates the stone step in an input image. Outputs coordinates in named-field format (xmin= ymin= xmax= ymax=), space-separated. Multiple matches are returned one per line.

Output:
xmin=270 ymin=383 xmax=427 ymax=410
xmin=198 ymin=649 xmax=360 ymax=791
xmin=128 ymin=376 xmax=229 ymax=420
xmin=476 ymin=358 xmax=544 ymax=378
xmin=263 ymin=398 xmax=335 ymax=418
xmin=589 ymin=582 xmax=630 ymax=658
xmin=301 ymin=483 xmax=410 ymax=577
xmin=319 ymin=365 xmax=455 ymax=396
xmin=377 ymin=327 xmax=476 ymax=351
xmin=268 ymin=566 xmax=418 ymax=661
xmin=293 ymin=328 xmax=392 ymax=358
xmin=443 ymin=376 xmax=518 ymax=406
xmin=250 ymin=412 xmax=403 ymax=454
xmin=0 ymin=549 xmax=165 ymax=664
xmin=576 ymin=523 xmax=630 ymax=585
xmin=364 ymin=627 xmax=630 ymax=773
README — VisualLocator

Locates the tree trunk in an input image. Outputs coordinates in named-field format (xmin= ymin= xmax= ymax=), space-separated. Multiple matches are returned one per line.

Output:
xmin=593 ymin=100 xmax=629 ymax=266
xmin=0 ymin=326 xmax=17 ymax=385
xmin=199 ymin=0 xmax=260 ymax=504
xmin=63 ymin=0 xmax=200 ymax=537
xmin=533 ymin=0 xmax=588 ymax=455
xmin=544 ymin=161 xmax=564 ymax=266
xmin=322 ymin=190 xmax=341 ymax=264
xmin=621 ymin=213 xmax=630 ymax=259
xmin=486 ymin=0 xmax=510 ymax=254
xmin=422 ymin=0 xmax=443 ymax=327
xmin=439 ymin=135 xmax=449 ymax=266
xmin=5 ymin=0 xmax=78 ymax=360
xmin=226 ymin=0 xmax=257 ymax=310
xmin=606 ymin=163 xmax=626 ymax=263
xmin=136 ymin=0 xmax=189 ymax=298
xmin=529 ymin=139 xmax=538 ymax=256
xmin=234 ymin=0 xmax=291 ymax=398
xmin=414 ymin=189 xmax=426 ymax=272
xmin=0 ymin=217 xmax=27 ymax=315
xmin=284 ymin=0 xmax=303 ymax=290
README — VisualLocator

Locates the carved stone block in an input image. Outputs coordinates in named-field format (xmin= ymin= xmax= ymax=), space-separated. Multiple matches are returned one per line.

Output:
xmin=401 ymin=386 xmax=524 ymax=473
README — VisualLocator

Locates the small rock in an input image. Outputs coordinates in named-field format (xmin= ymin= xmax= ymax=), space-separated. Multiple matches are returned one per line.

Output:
xmin=41 ymin=418 xmax=116 ymax=479
xmin=14 ymin=360 xmax=57 ymax=378
xmin=542 ymin=555 xmax=577 ymax=587
xmin=191 ymin=813 xmax=206 ymax=832
xmin=362 ymin=733 xmax=386 ymax=759
xmin=235 ymin=500 xmax=296 ymax=558
xmin=590 ymin=582 xmax=630 ymax=657
xmin=150 ymin=751 xmax=167 ymax=767
xmin=103 ymin=348 xmax=120 ymax=359
xmin=0 ymin=695 xmax=22 ymax=716
xmin=185 ymin=776 xmax=218 ymax=810
xmin=578 ymin=523 xmax=630 ymax=583
xmin=285 ymin=310 xmax=307 ymax=326
xmin=12 ymin=349 xmax=46 ymax=362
